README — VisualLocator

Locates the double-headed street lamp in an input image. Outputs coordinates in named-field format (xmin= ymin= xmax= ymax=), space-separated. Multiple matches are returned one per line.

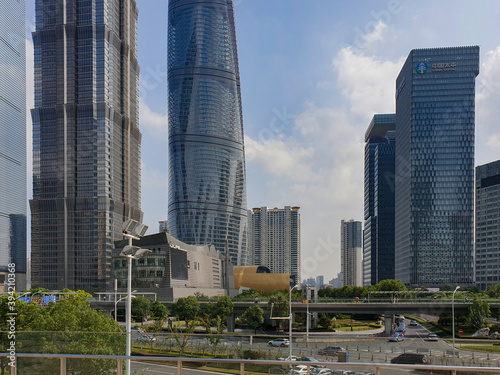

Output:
xmin=120 ymin=219 xmax=150 ymax=375
xmin=115 ymin=293 xmax=136 ymax=322
xmin=452 ymin=285 xmax=460 ymax=360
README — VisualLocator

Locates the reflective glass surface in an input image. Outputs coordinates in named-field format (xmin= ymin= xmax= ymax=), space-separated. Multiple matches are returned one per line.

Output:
xmin=395 ymin=46 xmax=479 ymax=286
xmin=168 ymin=0 xmax=248 ymax=265
xmin=31 ymin=0 xmax=142 ymax=291
xmin=0 ymin=0 xmax=26 ymax=275
xmin=475 ymin=160 xmax=500 ymax=290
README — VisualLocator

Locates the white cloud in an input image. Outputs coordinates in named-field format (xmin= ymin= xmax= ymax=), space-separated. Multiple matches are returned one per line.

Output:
xmin=486 ymin=134 xmax=500 ymax=150
xmin=362 ymin=20 xmax=388 ymax=45
xmin=333 ymin=47 xmax=404 ymax=119
xmin=139 ymin=97 xmax=168 ymax=138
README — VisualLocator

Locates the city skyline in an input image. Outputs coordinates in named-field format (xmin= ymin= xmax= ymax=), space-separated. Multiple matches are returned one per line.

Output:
xmin=22 ymin=1 xmax=500 ymax=281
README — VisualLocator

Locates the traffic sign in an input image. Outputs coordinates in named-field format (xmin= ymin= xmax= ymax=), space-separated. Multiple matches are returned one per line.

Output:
xmin=458 ymin=329 xmax=463 ymax=334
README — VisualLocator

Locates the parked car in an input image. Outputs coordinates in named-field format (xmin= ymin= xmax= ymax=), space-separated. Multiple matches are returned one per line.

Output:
xmin=300 ymin=357 xmax=325 ymax=368
xmin=313 ymin=369 xmax=333 ymax=375
xmin=279 ymin=355 xmax=298 ymax=361
xmin=290 ymin=365 xmax=310 ymax=375
xmin=391 ymin=353 xmax=428 ymax=364
xmin=410 ymin=320 xmax=418 ymax=326
xmin=427 ymin=333 xmax=439 ymax=341
xmin=389 ymin=333 xmax=404 ymax=342
xmin=269 ymin=338 xmax=290 ymax=347
xmin=318 ymin=346 xmax=344 ymax=356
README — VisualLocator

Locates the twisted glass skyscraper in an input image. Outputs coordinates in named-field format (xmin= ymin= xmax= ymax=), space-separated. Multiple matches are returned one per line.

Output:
xmin=31 ymin=0 xmax=143 ymax=291
xmin=168 ymin=0 xmax=248 ymax=265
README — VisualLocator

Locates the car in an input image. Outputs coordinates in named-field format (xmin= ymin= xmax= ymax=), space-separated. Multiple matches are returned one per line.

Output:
xmin=279 ymin=355 xmax=298 ymax=361
xmin=391 ymin=353 xmax=428 ymax=364
xmin=269 ymin=338 xmax=290 ymax=347
xmin=410 ymin=320 xmax=417 ymax=326
xmin=427 ymin=333 xmax=439 ymax=341
xmin=318 ymin=346 xmax=345 ymax=356
xmin=290 ymin=365 xmax=311 ymax=375
xmin=389 ymin=333 xmax=404 ymax=342
xmin=300 ymin=357 xmax=325 ymax=368
xmin=312 ymin=369 xmax=333 ymax=375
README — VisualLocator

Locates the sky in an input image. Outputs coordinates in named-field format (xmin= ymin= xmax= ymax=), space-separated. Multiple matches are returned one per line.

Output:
xmin=24 ymin=1 xmax=500 ymax=282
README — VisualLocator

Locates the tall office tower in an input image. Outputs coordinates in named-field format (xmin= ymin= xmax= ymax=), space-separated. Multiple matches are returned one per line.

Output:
xmin=31 ymin=0 xmax=143 ymax=291
xmin=363 ymin=114 xmax=396 ymax=286
xmin=167 ymin=0 xmax=248 ymax=266
xmin=341 ymin=219 xmax=362 ymax=287
xmin=316 ymin=275 xmax=324 ymax=287
xmin=475 ymin=160 xmax=500 ymax=291
xmin=395 ymin=46 xmax=479 ymax=286
xmin=248 ymin=207 xmax=301 ymax=284
xmin=0 ymin=0 xmax=26 ymax=290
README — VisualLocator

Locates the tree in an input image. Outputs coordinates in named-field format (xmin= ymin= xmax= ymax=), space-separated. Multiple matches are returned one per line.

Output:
xmin=169 ymin=319 xmax=197 ymax=355
xmin=173 ymin=296 xmax=200 ymax=321
xmin=318 ymin=313 xmax=332 ymax=329
xmin=241 ymin=306 xmax=264 ymax=334
xmin=26 ymin=291 xmax=124 ymax=375
xmin=375 ymin=279 xmax=407 ymax=292
xmin=469 ymin=297 xmax=491 ymax=330
xmin=487 ymin=283 xmax=500 ymax=298
xmin=132 ymin=296 xmax=151 ymax=325
xmin=268 ymin=292 xmax=288 ymax=332
xmin=150 ymin=300 xmax=168 ymax=321
xmin=216 ymin=296 xmax=234 ymax=319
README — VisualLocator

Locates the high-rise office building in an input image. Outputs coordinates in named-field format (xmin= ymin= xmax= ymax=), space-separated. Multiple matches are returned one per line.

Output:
xmin=248 ymin=207 xmax=301 ymax=284
xmin=31 ymin=0 xmax=143 ymax=291
xmin=167 ymin=0 xmax=248 ymax=266
xmin=341 ymin=219 xmax=362 ymax=287
xmin=363 ymin=114 xmax=396 ymax=286
xmin=0 ymin=0 xmax=26 ymax=290
xmin=316 ymin=275 xmax=324 ymax=287
xmin=395 ymin=46 xmax=479 ymax=286
xmin=475 ymin=160 xmax=500 ymax=290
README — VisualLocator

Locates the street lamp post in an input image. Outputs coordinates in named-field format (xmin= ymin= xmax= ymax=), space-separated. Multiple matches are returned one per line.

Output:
xmin=115 ymin=294 xmax=136 ymax=322
xmin=289 ymin=285 xmax=298 ymax=358
xmin=452 ymin=285 xmax=460 ymax=361
xmin=121 ymin=219 xmax=150 ymax=375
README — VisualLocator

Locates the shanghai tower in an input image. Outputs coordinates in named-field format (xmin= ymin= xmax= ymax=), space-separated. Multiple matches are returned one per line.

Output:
xmin=31 ymin=0 xmax=143 ymax=291
xmin=168 ymin=0 xmax=248 ymax=265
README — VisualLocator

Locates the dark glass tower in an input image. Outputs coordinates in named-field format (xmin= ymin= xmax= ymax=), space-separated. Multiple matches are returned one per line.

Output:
xmin=395 ymin=46 xmax=479 ymax=286
xmin=31 ymin=0 xmax=143 ymax=291
xmin=475 ymin=160 xmax=500 ymax=291
xmin=167 ymin=0 xmax=248 ymax=265
xmin=0 ymin=0 xmax=26 ymax=288
xmin=363 ymin=114 xmax=396 ymax=286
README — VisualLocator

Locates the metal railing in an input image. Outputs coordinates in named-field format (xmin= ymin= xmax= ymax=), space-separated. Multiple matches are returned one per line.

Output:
xmin=3 ymin=353 xmax=500 ymax=375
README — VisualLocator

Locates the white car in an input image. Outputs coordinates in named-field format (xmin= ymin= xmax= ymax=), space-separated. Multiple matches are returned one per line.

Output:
xmin=269 ymin=338 xmax=290 ymax=347
xmin=427 ymin=333 xmax=438 ymax=341
xmin=313 ymin=369 xmax=333 ymax=375
xmin=279 ymin=355 xmax=298 ymax=361
xmin=290 ymin=365 xmax=311 ymax=375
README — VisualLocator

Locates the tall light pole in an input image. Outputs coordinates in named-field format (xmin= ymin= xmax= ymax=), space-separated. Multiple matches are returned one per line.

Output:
xmin=289 ymin=284 xmax=298 ymax=358
xmin=121 ymin=219 xmax=150 ymax=375
xmin=115 ymin=294 xmax=135 ymax=322
xmin=452 ymin=285 xmax=460 ymax=360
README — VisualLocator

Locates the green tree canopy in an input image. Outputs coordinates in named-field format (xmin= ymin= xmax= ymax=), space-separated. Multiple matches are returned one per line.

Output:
xmin=241 ymin=305 xmax=264 ymax=334
xmin=374 ymin=279 xmax=407 ymax=292
xmin=173 ymin=296 xmax=200 ymax=321
xmin=469 ymin=297 xmax=491 ymax=330
xmin=216 ymin=296 xmax=234 ymax=319
xmin=150 ymin=300 xmax=168 ymax=321
xmin=132 ymin=296 xmax=151 ymax=324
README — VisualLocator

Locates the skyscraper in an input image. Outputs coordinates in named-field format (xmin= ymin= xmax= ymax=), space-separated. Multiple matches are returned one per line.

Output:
xmin=248 ymin=207 xmax=301 ymax=284
xmin=363 ymin=114 xmax=396 ymax=286
xmin=31 ymin=0 xmax=143 ymax=291
xmin=167 ymin=0 xmax=248 ymax=265
xmin=475 ymin=160 xmax=500 ymax=291
xmin=0 ymin=0 xmax=26 ymax=290
xmin=341 ymin=219 xmax=362 ymax=287
xmin=395 ymin=46 xmax=479 ymax=286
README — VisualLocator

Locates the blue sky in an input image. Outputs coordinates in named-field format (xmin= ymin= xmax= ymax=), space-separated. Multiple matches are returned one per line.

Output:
xmin=25 ymin=1 xmax=500 ymax=281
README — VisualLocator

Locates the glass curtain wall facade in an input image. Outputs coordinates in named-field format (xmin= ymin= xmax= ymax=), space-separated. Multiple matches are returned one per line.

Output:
xmin=248 ymin=207 xmax=301 ymax=285
xmin=475 ymin=160 xmax=500 ymax=291
xmin=395 ymin=46 xmax=479 ymax=286
xmin=31 ymin=0 xmax=143 ymax=291
xmin=341 ymin=219 xmax=362 ymax=287
xmin=363 ymin=114 xmax=395 ymax=286
xmin=167 ymin=0 xmax=248 ymax=266
xmin=0 ymin=0 xmax=26 ymax=288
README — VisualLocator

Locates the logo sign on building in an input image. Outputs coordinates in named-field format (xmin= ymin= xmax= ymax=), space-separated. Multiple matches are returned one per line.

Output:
xmin=416 ymin=62 xmax=428 ymax=74
xmin=432 ymin=62 xmax=457 ymax=71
